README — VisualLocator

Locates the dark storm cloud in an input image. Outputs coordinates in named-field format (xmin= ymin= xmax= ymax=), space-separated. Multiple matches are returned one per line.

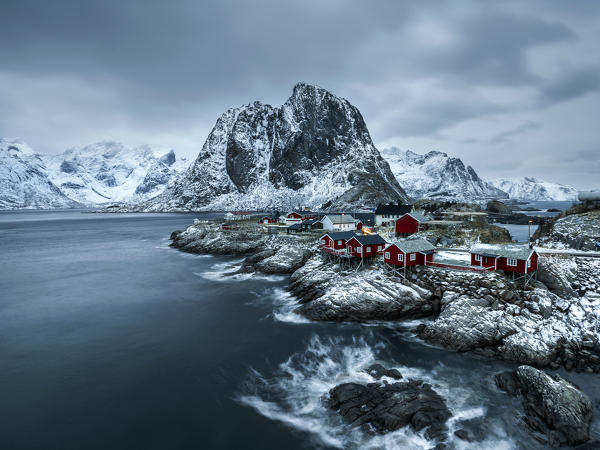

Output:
xmin=0 ymin=0 xmax=598 ymax=188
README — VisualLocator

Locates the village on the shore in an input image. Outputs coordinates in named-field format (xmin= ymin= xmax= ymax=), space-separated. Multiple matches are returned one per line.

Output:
xmin=217 ymin=194 xmax=599 ymax=288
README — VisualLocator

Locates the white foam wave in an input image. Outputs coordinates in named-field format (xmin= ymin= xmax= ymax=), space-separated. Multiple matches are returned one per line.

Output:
xmin=196 ymin=259 xmax=286 ymax=283
xmin=239 ymin=334 xmax=522 ymax=449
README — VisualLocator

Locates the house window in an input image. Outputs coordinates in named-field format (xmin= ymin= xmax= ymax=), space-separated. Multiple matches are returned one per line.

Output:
xmin=384 ymin=252 xmax=390 ymax=259
xmin=410 ymin=253 xmax=416 ymax=261
xmin=377 ymin=245 xmax=382 ymax=251
xmin=366 ymin=246 xmax=371 ymax=253
xmin=356 ymin=247 xmax=362 ymax=254
xmin=398 ymin=254 xmax=403 ymax=262
xmin=321 ymin=239 xmax=326 ymax=245
xmin=507 ymin=258 xmax=517 ymax=267
xmin=474 ymin=255 xmax=482 ymax=262
xmin=527 ymin=259 xmax=531 ymax=268
xmin=337 ymin=240 xmax=342 ymax=245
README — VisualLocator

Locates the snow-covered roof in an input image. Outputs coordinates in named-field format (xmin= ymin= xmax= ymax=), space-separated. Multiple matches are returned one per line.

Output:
xmin=403 ymin=212 xmax=429 ymax=223
xmin=470 ymin=243 xmax=535 ymax=260
xmin=323 ymin=214 xmax=355 ymax=224
xmin=387 ymin=238 xmax=435 ymax=254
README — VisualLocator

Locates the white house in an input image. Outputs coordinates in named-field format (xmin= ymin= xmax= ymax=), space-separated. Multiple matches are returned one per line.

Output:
xmin=321 ymin=214 xmax=356 ymax=231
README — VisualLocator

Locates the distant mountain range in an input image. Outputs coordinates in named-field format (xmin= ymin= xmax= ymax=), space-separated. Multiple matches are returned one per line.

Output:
xmin=381 ymin=148 xmax=507 ymax=202
xmin=489 ymin=177 xmax=578 ymax=202
xmin=0 ymin=84 xmax=581 ymax=210
xmin=0 ymin=138 xmax=188 ymax=209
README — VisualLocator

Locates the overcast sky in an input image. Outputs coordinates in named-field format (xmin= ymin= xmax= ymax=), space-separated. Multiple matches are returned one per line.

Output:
xmin=1 ymin=0 xmax=599 ymax=188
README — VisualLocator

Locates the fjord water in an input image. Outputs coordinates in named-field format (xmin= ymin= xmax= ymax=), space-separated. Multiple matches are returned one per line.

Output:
xmin=1 ymin=211 xmax=598 ymax=449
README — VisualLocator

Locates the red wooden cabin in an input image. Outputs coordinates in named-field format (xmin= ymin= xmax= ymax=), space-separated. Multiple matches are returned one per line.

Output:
xmin=345 ymin=234 xmax=387 ymax=258
xmin=319 ymin=231 xmax=357 ymax=251
xmin=258 ymin=216 xmax=277 ymax=224
xmin=383 ymin=239 xmax=435 ymax=267
xmin=469 ymin=244 xmax=538 ymax=274
xmin=395 ymin=212 xmax=429 ymax=236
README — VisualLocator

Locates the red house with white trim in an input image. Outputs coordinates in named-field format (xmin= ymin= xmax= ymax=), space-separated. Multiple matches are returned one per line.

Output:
xmin=345 ymin=234 xmax=387 ymax=258
xmin=383 ymin=239 xmax=436 ymax=267
xmin=319 ymin=231 xmax=357 ymax=251
xmin=469 ymin=244 xmax=538 ymax=274
xmin=395 ymin=212 xmax=429 ymax=236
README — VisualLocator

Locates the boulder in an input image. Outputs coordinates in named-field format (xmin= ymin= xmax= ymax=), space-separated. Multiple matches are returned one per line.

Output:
xmin=495 ymin=365 xmax=593 ymax=447
xmin=325 ymin=378 xmax=451 ymax=442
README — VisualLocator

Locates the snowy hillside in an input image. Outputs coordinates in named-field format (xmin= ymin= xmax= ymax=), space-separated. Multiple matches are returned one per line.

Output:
xmin=43 ymin=142 xmax=189 ymax=206
xmin=140 ymin=83 xmax=409 ymax=211
xmin=0 ymin=139 xmax=80 ymax=209
xmin=489 ymin=177 xmax=578 ymax=201
xmin=381 ymin=147 xmax=507 ymax=201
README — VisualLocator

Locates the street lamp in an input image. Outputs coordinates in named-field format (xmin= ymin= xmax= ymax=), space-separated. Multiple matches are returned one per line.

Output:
xmin=528 ymin=219 xmax=532 ymax=242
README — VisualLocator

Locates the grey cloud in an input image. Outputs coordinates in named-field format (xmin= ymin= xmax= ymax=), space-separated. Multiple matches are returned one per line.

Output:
xmin=0 ymin=0 xmax=598 ymax=188
xmin=489 ymin=120 xmax=540 ymax=145
xmin=538 ymin=66 xmax=600 ymax=106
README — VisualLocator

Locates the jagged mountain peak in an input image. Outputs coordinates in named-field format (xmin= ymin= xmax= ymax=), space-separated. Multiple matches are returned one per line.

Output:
xmin=141 ymin=83 xmax=408 ymax=211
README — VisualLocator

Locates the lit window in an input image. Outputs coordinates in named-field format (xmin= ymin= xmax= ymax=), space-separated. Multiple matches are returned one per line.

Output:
xmin=507 ymin=258 xmax=517 ymax=267
xmin=410 ymin=253 xmax=416 ymax=261
xmin=384 ymin=252 xmax=390 ymax=259
xmin=398 ymin=254 xmax=403 ymax=262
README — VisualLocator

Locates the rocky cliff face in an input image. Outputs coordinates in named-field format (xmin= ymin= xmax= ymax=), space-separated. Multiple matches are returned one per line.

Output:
xmin=141 ymin=83 xmax=409 ymax=211
xmin=381 ymin=148 xmax=507 ymax=201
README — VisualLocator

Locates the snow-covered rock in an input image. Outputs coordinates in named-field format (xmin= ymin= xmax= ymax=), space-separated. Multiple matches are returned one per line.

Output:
xmin=381 ymin=148 xmax=507 ymax=201
xmin=489 ymin=177 xmax=578 ymax=201
xmin=43 ymin=141 xmax=189 ymax=206
xmin=0 ymin=138 xmax=80 ymax=209
xmin=537 ymin=210 xmax=600 ymax=251
xmin=140 ymin=83 xmax=409 ymax=211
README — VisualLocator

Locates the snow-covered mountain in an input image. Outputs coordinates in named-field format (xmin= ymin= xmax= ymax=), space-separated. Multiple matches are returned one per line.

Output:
xmin=0 ymin=139 xmax=189 ymax=209
xmin=43 ymin=141 xmax=189 ymax=206
xmin=381 ymin=147 xmax=507 ymax=201
xmin=0 ymin=139 xmax=81 ymax=209
xmin=140 ymin=83 xmax=409 ymax=211
xmin=489 ymin=177 xmax=578 ymax=201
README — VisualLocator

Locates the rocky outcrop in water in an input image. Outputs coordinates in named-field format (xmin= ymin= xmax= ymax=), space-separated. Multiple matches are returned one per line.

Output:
xmin=290 ymin=255 xmax=434 ymax=321
xmin=325 ymin=369 xmax=451 ymax=443
xmin=141 ymin=83 xmax=409 ymax=211
xmin=495 ymin=365 xmax=594 ymax=447
xmin=170 ymin=224 xmax=314 ymax=274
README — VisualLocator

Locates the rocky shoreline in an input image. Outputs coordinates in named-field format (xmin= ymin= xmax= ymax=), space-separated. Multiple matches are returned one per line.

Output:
xmin=170 ymin=219 xmax=600 ymax=447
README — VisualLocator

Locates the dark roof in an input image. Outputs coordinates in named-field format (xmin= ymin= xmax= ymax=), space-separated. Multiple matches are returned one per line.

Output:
xmin=349 ymin=234 xmax=388 ymax=245
xmin=302 ymin=219 xmax=319 ymax=225
xmin=388 ymin=238 xmax=435 ymax=253
xmin=352 ymin=213 xmax=375 ymax=224
xmin=288 ymin=223 xmax=303 ymax=230
xmin=375 ymin=203 xmax=413 ymax=215
xmin=322 ymin=231 xmax=357 ymax=240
